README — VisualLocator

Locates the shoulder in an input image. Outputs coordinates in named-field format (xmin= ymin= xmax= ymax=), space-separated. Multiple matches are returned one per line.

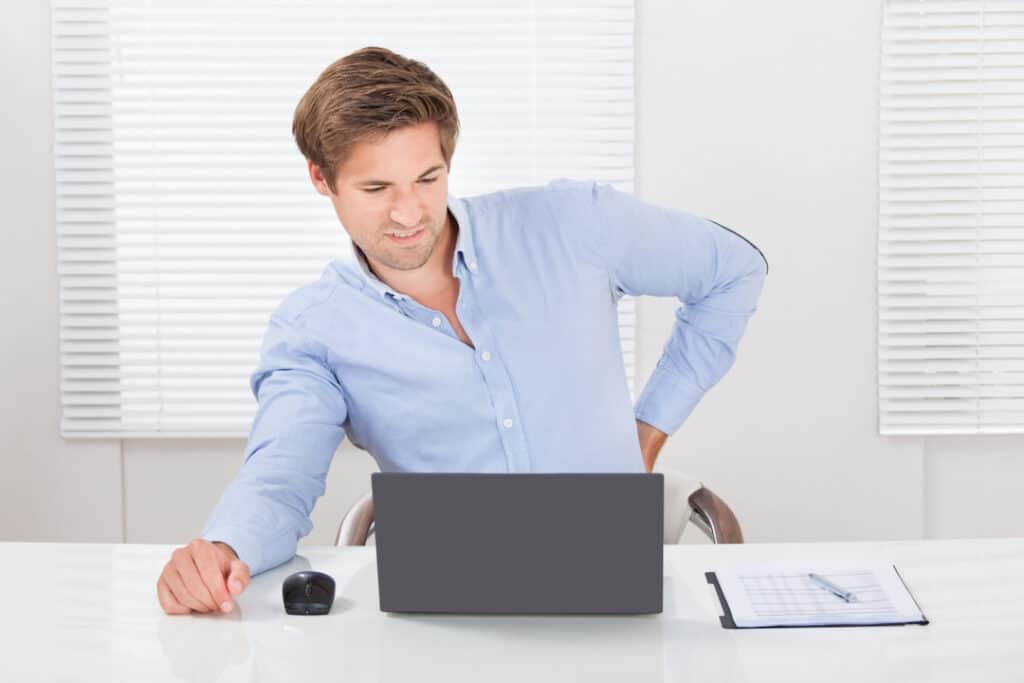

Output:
xmin=456 ymin=178 xmax=602 ymax=244
xmin=268 ymin=261 xmax=350 ymax=331
xmin=545 ymin=177 xmax=600 ymax=198
xmin=459 ymin=178 xmax=598 ymax=214
xmin=453 ymin=179 xmax=608 ymax=272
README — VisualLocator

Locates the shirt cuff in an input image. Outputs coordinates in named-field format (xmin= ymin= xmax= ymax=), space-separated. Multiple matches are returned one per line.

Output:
xmin=201 ymin=526 xmax=266 ymax=576
xmin=633 ymin=358 xmax=706 ymax=435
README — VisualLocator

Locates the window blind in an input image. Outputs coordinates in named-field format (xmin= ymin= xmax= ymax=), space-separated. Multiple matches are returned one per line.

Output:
xmin=52 ymin=0 xmax=636 ymax=437
xmin=880 ymin=0 xmax=1024 ymax=434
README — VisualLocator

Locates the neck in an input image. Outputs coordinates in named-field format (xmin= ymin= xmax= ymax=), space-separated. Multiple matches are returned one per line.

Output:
xmin=368 ymin=210 xmax=458 ymax=301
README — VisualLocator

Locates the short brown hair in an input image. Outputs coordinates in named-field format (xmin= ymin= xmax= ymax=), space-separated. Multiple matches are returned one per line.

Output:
xmin=292 ymin=46 xmax=460 ymax=192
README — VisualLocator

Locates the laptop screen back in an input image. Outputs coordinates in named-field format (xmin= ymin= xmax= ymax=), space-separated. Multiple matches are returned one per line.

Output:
xmin=371 ymin=472 xmax=664 ymax=614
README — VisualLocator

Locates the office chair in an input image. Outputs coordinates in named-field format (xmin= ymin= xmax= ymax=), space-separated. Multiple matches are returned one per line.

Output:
xmin=335 ymin=470 xmax=743 ymax=546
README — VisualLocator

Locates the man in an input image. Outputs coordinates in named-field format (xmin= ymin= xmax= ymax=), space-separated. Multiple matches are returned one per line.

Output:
xmin=156 ymin=47 xmax=767 ymax=615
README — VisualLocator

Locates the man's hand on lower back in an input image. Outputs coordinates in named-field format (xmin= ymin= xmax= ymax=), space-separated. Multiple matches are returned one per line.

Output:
xmin=636 ymin=419 xmax=668 ymax=472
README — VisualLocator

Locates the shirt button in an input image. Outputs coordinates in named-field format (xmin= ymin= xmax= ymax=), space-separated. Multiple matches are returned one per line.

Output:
xmin=502 ymin=418 xmax=513 ymax=429
xmin=469 ymin=261 xmax=478 ymax=272
xmin=481 ymin=351 xmax=491 ymax=362
xmin=431 ymin=317 xmax=442 ymax=328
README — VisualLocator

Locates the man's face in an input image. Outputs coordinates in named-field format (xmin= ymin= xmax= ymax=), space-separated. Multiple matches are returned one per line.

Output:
xmin=310 ymin=121 xmax=450 ymax=273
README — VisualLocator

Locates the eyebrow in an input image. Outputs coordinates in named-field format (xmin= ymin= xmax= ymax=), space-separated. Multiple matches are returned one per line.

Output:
xmin=357 ymin=164 xmax=445 ymax=187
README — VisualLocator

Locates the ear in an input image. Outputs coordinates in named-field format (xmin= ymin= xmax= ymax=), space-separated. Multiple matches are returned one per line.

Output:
xmin=307 ymin=159 xmax=333 ymax=197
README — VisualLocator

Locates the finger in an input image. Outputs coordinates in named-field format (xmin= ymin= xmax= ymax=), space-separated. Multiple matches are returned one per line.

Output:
xmin=171 ymin=548 xmax=219 ymax=612
xmin=157 ymin=576 xmax=191 ymax=615
xmin=192 ymin=542 xmax=233 ymax=612
xmin=227 ymin=559 xmax=250 ymax=596
xmin=164 ymin=563 xmax=211 ymax=613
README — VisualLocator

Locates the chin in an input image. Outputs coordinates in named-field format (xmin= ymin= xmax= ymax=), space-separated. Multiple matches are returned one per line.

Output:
xmin=380 ymin=233 xmax=438 ymax=270
xmin=388 ymin=254 xmax=432 ymax=271
xmin=373 ymin=246 xmax=434 ymax=272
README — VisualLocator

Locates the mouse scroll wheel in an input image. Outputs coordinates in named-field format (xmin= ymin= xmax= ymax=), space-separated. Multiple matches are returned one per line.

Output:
xmin=304 ymin=584 xmax=313 ymax=598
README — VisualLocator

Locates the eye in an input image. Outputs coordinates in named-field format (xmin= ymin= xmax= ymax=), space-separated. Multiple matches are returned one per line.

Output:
xmin=420 ymin=177 xmax=438 ymax=184
xmin=363 ymin=187 xmax=385 ymax=194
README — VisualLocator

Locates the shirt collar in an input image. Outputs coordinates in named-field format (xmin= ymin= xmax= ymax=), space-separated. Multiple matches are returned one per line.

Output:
xmin=349 ymin=192 xmax=476 ymax=301
xmin=448 ymin=193 xmax=476 ymax=277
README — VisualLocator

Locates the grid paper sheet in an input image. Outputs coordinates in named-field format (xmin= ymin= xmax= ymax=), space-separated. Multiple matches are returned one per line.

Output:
xmin=713 ymin=561 xmax=925 ymax=628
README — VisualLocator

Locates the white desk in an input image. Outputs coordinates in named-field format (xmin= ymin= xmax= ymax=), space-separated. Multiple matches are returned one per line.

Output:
xmin=1 ymin=539 xmax=1021 ymax=682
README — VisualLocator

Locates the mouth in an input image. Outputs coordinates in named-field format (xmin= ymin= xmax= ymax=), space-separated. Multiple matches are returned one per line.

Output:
xmin=385 ymin=227 xmax=426 ymax=246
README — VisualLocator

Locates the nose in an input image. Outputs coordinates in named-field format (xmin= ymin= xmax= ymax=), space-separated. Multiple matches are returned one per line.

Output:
xmin=389 ymin=187 xmax=425 ymax=229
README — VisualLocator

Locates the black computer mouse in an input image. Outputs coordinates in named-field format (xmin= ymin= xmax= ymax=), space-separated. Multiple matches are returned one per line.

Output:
xmin=282 ymin=570 xmax=336 ymax=615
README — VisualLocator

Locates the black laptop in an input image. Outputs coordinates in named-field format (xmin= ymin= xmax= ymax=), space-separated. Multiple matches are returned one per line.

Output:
xmin=371 ymin=472 xmax=664 ymax=614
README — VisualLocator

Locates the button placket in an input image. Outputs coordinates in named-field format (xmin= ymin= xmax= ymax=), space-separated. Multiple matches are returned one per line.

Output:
xmin=399 ymin=296 xmax=453 ymax=339
xmin=456 ymin=276 xmax=531 ymax=473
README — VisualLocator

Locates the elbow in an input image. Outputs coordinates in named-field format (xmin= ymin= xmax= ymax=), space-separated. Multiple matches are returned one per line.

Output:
xmin=708 ymin=219 xmax=768 ymax=275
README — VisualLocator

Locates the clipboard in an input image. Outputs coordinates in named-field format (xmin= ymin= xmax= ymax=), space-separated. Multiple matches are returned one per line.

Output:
xmin=705 ymin=566 xmax=929 ymax=630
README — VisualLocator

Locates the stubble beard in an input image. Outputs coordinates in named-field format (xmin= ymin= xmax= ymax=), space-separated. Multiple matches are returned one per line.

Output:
xmin=366 ymin=220 xmax=439 ymax=272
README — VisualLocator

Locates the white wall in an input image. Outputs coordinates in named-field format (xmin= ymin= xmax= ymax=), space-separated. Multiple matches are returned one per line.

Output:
xmin=1 ymin=0 xmax=123 ymax=543
xmin=3 ymin=0 xmax=1022 ymax=550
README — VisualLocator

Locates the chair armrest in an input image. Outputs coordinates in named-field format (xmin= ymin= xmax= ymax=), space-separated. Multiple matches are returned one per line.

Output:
xmin=335 ymin=492 xmax=375 ymax=546
xmin=688 ymin=486 xmax=744 ymax=544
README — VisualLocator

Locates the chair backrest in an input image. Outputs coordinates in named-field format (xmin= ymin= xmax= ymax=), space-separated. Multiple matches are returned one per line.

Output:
xmin=661 ymin=470 xmax=744 ymax=544
xmin=336 ymin=470 xmax=743 ymax=546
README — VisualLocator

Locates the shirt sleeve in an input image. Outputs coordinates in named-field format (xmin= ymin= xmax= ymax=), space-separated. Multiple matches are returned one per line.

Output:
xmin=559 ymin=179 xmax=768 ymax=435
xmin=201 ymin=314 xmax=348 ymax=576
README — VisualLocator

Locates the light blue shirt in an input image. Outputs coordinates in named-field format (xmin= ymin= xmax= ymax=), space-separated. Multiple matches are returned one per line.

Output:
xmin=202 ymin=179 xmax=768 ymax=575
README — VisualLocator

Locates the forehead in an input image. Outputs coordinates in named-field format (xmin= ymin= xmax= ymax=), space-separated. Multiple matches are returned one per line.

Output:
xmin=338 ymin=121 xmax=444 ymax=179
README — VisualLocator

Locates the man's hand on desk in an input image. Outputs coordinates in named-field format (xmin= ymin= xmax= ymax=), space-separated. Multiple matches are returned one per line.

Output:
xmin=636 ymin=419 xmax=668 ymax=473
xmin=156 ymin=539 xmax=250 ymax=615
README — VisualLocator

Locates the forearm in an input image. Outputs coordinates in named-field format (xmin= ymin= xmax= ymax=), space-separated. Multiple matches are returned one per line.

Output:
xmin=203 ymin=314 xmax=348 ymax=576
xmin=634 ymin=223 xmax=767 ymax=434
xmin=563 ymin=181 xmax=767 ymax=435
xmin=202 ymin=437 xmax=337 ymax=576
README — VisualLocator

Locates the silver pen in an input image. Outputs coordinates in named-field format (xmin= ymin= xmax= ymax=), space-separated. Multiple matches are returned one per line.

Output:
xmin=808 ymin=573 xmax=858 ymax=603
